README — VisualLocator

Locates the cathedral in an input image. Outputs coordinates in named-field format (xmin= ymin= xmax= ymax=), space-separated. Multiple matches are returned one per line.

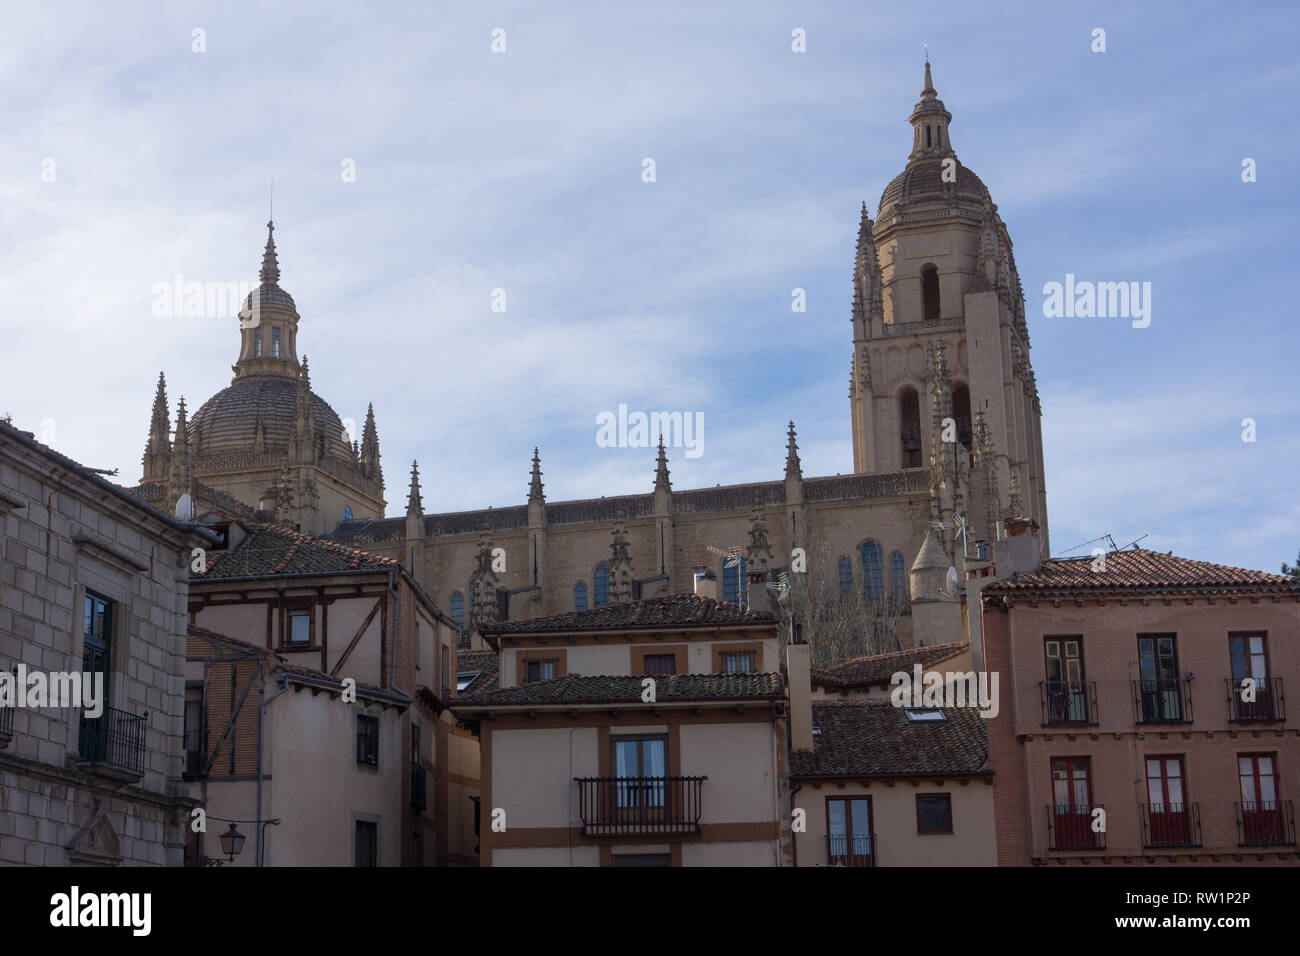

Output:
xmin=134 ymin=61 xmax=1048 ymax=651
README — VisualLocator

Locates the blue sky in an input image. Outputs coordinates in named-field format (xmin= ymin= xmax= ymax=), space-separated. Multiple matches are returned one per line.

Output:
xmin=1 ymin=1 xmax=1296 ymax=573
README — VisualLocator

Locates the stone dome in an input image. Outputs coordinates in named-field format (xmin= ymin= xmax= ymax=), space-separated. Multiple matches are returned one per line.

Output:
xmin=876 ymin=156 xmax=989 ymax=225
xmin=240 ymin=283 xmax=298 ymax=315
xmin=190 ymin=376 xmax=356 ymax=464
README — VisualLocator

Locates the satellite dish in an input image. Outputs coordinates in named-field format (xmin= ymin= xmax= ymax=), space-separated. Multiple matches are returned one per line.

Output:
xmin=175 ymin=493 xmax=194 ymax=521
xmin=942 ymin=566 xmax=959 ymax=596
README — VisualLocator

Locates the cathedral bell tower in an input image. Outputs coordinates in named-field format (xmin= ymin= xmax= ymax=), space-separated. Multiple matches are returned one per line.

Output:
xmin=848 ymin=59 xmax=1049 ymax=557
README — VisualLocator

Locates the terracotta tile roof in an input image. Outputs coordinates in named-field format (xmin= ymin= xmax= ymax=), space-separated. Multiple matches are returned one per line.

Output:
xmin=484 ymin=593 xmax=775 ymax=635
xmin=811 ymin=642 xmax=969 ymax=689
xmin=790 ymin=701 xmax=991 ymax=779
xmin=452 ymin=672 xmax=783 ymax=709
xmin=196 ymin=522 xmax=399 ymax=579
xmin=456 ymin=650 xmax=499 ymax=694
xmin=982 ymin=548 xmax=1300 ymax=598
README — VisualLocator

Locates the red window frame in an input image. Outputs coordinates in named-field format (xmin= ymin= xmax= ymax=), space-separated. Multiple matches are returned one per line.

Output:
xmin=1146 ymin=755 xmax=1190 ymax=844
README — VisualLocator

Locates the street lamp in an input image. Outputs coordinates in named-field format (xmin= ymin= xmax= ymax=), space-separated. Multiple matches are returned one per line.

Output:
xmin=219 ymin=823 xmax=245 ymax=862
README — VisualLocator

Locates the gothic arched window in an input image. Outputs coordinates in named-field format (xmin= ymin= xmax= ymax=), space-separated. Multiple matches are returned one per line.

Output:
xmin=861 ymin=541 xmax=884 ymax=600
xmin=723 ymin=557 xmax=748 ymax=605
xmin=574 ymin=581 xmax=588 ymax=610
xmin=449 ymin=592 xmax=463 ymax=628
xmin=921 ymin=264 xmax=940 ymax=320
xmin=899 ymin=388 xmax=922 ymax=468
xmin=890 ymin=551 xmax=907 ymax=594
xmin=594 ymin=564 xmax=610 ymax=606
xmin=837 ymin=556 xmax=852 ymax=598
xmin=952 ymin=384 xmax=972 ymax=450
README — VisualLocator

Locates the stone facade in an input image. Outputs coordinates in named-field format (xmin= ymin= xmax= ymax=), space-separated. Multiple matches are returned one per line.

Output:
xmin=0 ymin=418 xmax=216 ymax=866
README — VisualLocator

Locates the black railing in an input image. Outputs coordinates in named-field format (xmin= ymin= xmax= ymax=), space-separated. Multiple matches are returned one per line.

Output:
xmin=1225 ymin=677 xmax=1285 ymax=722
xmin=1040 ymin=681 xmax=1099 ymax=726
xmin=78 ymin=706 xmax=146 ymax=775
xmin=1235 ymin=800 xmax=1295 ymax=847
xmin=1046 ymin=804 xmax=1106 ymax=850
xmin=574 ymin=776 xmax=706 ymax=836
xmin=1139 ymin=802 xmax=1202 ymax=848
xmin=411 ymin=764 xmax=428 ymax=810
xmin=826 ymin=832 xmax=876 ymax=867
xmin=1132 ymin=678 xmax=1193 ymax=723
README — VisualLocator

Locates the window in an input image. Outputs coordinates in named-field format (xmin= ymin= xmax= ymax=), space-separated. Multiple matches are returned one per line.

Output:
xmin=1137 ymin=634 xmax=1182 ymax=721
xmin=890 ymin=551 xmax=906 ymax=601
xmin=925 ymin=125 xmax=932 ymax=148
xmin=952 ymin=384 xmax=972 ymax=449
xmin=1229 ymin=633 xmax=1274 ymax=719
xmin=253 ymin=329 xmax=262 ymax=358
xmin=828 ymin=797 xmax=873 ymax=865
xmin=594 ymin=564 xmax=610 ymax=607
xmin=837 ymin=556 xmax=852 ymax=598
xmin=614 ymin=735 xmax=667 ymax=810
xmin=78 ymin=593 xmax=113 ymax=762
xmin=904 ymin=708 xmax=945 ymax=722
xmin=722 ymin=557 xmax=747 ymax=605
xmin=1044 ymin=637 xmax=1088 ymax=723
xmin=342 ymin=505 xmax=353 ymax=522
xmin=899 ymin=388 xmax=922 ymax=468
xmin=272 ymin=327 xmax=281 ymax=358
xmin=449 ymin=593 xmax=463 ymax=628
xmin=525 ymin=659 xmax=557 ymax=683
xmin=720 ymin=650 xmax=755 ymax=674
xmin=183 ymin=685 xmax=205 ymax=776
xmin=456 ymin=670 xmax=481 ymax=692
xmin=860 ymin=541 xmax=884 ymax=600
xmin=356 ymin=714 xmax=379 ymax=767
xmin=288 ymin=611 xmax=311 ymax=644
xmin=354 ymin=821 xmax=378 ymax=867
xmin=574 ymin=581 xmax=588 ymax=610
xmin=921 ymin=264 xmax=940 ymax=320
xmin=643 ymin=654 xmax=676 ymax=676
xmin=1239 ymin=754 xmax=1284 ymax=845
xmin=1049 ymin=757 xmax=1095 ymax=848
xmin=1146 ymin=755 xmax=1191 ymax=845
xmin=916 ymin=793 xmax=953 ymax=834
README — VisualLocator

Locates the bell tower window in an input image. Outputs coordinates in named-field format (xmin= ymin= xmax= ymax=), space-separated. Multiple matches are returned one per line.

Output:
xmin=899 ymin=388 xmax=922 ymax=468
xmin=921 ymin=265 xmax=940 ymax=320
xmin=253 ymin=329 xmax=262 ymax=358
xmin=272 ymin=328 xmax=281 ymax=358
xmin=925 ymin=126 xmax=932 ymax=148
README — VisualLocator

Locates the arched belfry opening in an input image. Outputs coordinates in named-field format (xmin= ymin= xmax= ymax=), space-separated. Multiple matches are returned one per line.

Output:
xmin=899 ymin=387 xmax=922 ymax=468
xmin=921 ymin=264 xmax=940 ymax=320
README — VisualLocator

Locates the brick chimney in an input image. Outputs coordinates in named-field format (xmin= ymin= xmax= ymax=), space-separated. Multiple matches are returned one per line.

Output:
xmin=1002 ymin=516 xmax=1041 ymax=575
xmin=785 ymin=643 xmax=813 ymax=752
xmin=692 ymin=567 xmax=718 ymax=601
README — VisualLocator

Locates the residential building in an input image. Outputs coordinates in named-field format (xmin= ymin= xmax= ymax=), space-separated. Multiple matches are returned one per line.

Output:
xmin=0 ymin=418 xmax=218 ymax=866
xmin=982 ymin=521 xmax=1300 ymax=865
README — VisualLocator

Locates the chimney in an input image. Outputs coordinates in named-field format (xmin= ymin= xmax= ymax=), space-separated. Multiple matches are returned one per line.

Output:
xmin=692 ymin=566 xmax=717 ymax=601
xmin=745 ymin=567 xmax=769 ymax=612
xmin=785 ymin=643 xmax=813 ymax=752
xmin=1003 ymin=516 xmax=1041 ymax=574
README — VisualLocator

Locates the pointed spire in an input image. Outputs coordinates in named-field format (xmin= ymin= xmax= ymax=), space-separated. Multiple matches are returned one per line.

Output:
xmin=299 ymin=354 xmax=310 ymax=387
xmin=149 ymin=371 xmax=169 ymax=432
xmin=784 ymin=421 xmax=802 ymax=481
xmin=653 ymin=435 xmax=671 ymax=492
xmin=167 ymin=397 xmax=192 ymax=505
xmin=407 ymin=460 xmax=423 ymax=517
xmin=142 ymin=371 xmax=172 ymax=482
xmin=527 ymin=447 xmax=545 ymax=504
xmin=260 ymin=220 xmax=280 ymax=285
xmin=923 ymin=56 xmax=935 ymax=96
xmin=852 ymin=202 xmax=884 ymax=330
xmin=908 ymin=54 xmax=954 ymax=160
xmin=360 ymin=403 xmax=382 ymax=485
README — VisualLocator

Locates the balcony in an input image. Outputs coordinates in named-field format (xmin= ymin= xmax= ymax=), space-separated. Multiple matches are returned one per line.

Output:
xmin=1234 ymin=801 xmax=1295 ymax=847
xmin=78 ymin=706 xmax=146 ymax=779
xmin=1139 ymin=802 xmax=1202 ymax=849
xmin=411 ymin=763 xmax=428 ymax=811
xmin=574 ymin=776 xmax=706 ymax=836
xmin=1132 ymin=678 xmax=1193 ymax=724
xmin=1045 ymin=804 xmax=1106 ymax=850
xmin=1225 ymin=677 xmax=1285 ymax=722
xmin=1040 ymin=681 xmax=1098 ymax=726
xmin=826 ymin=832 xmax=876 ymax=867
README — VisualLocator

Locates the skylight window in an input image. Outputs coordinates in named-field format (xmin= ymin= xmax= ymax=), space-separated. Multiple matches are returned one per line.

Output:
xmin=456 ymin=670 xmax=482 ymax=692
xmin=904 ymin=708 xmax=947 ymax=722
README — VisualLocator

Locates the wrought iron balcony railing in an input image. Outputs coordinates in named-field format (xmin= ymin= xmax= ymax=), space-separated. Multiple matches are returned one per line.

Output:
xmin=1132 ymin=678 xmax=1193 ymax=724
xmin=826 ymin=832 xmax=876 ymax=867
xmin=411 ymin=763 xmax=428 ymax=810
xmin=78 ymin=706 xmax=146 ymax=776
xmin=1234 ymin=800 xmax=1296 ymax=847
xmin=1225 ymin=677 xmax=1285 ymax=722
xmin=1040 ymin=681 xmax=1099 ymax=726
xmin=574 ymin=776 xmax=706 ymax=836
xmin=1139 ymin=802 xmax=1202 ymax=848
xmin=1046 ymin=804 xmax=1106 ymax=850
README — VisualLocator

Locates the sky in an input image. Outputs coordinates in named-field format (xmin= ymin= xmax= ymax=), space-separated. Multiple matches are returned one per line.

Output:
xmin=1 ymin=0 xmax=1296 ymax=574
